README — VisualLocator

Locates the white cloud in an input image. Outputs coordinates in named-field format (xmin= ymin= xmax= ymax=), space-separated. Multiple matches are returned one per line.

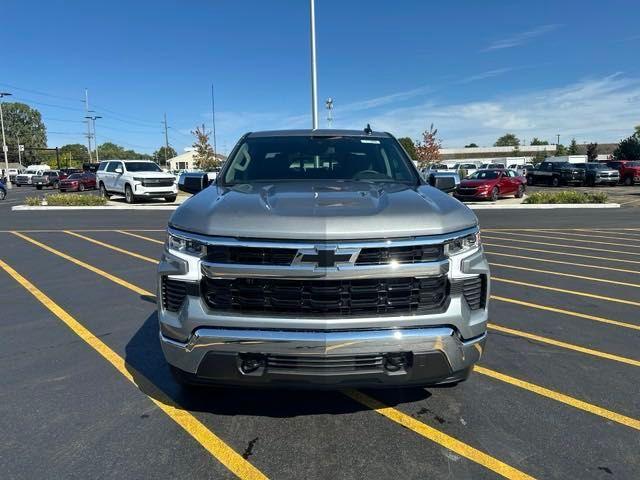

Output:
xmin=456 ymin=68 xmax=513 ymax=84
xmin=483 ymin=24 xmax=561 ymax=52
xmin=337 ymin=74 xmax=640 ymax=146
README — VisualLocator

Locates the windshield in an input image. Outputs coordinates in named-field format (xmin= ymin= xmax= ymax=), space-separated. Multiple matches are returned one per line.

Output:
xmin=124 ymin=162 xmax=162 ymax=172
xmin=628 ymin=161 xmax=640 ymax=167
xmin=468 ymin=170 xmax=500 ymax=179
xmin=222 ymin=136 xmax=418 ymax=185
xmin=67 ymin=173 xmax=82 ymax=179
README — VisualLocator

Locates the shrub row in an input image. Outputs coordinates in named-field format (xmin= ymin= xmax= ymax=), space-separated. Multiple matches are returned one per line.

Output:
xmin=523 ymin=190 xmax=608 ymax=204
xmin=26 ymin=194 xmax=107 ymax=206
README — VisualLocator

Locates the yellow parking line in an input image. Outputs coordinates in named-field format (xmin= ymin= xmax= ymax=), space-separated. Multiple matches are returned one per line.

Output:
xmin=580 ymin=229 xmax=640 ymax=238
xmin=117 ymin=230 xmax=165 ymax=245
xmin=344 ymin=390 xmax=535 ymax=480
xmin=0 ymin=258 xmax=267 ymax=480
xmin=482 ymin=242 xmax=640 ymax=265
xmin=490 ymin=262 xmax=640 ymax=289
xmin=491 ymin=295 xmax=640 ymax=331
xmin=482 ymin=235 xmax=640 ymax=257
xmin=484 ymin=250 xmax=640 ymax=275
xmin=492 ymin=276 xmax=640 ymax=307
xmin=534 ymin=229 xmax=640 ymax=242
xmin=12 ymin=232 xmax=153 ymax=296
xmin=489 ymin=231 xmax=640 ymax=249
xmin=0 ymin=229 xmax=166 ymax=233
xmin=64 ymin=231 xmax=158 ymax=264
xmin=474 ymin=366 xmax=640 ymax=431
xmin=488 ymin=324 xmax=640 ymax=367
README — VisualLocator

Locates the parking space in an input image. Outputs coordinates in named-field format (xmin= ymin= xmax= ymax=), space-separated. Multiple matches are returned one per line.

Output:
xmin=1 ymin=210 xmax=639 ymax=479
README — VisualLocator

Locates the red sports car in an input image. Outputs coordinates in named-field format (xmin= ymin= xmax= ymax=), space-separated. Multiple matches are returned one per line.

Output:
xmin=454 ymin=169 xmax=526 ymax=201
xmin=58 ymin=172 xmax=97 ymax=192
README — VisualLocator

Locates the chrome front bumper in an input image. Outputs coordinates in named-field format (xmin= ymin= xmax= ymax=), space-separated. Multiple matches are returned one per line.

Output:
xmin=160 ymin=326 xmax=486 ymax=387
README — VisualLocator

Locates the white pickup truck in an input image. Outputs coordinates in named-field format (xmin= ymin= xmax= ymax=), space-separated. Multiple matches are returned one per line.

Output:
xmin=15 ymin=165 xmax=51 ymax=186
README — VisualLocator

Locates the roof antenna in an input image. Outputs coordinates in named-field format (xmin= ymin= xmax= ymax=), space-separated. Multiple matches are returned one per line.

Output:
xmin=364 ymin=123 xmax=373 ymax=135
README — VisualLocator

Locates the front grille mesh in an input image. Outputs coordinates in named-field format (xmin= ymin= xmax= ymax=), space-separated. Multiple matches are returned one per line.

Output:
xmin=162 ymin=277 xmax=188 ymax=312
xmin=462 ymin=276 xmax=485 ymax=310
xmin=201 ymin=276 xmax=448 ymax=315
xmin=267 ymin=354 xmax=384 ymax=373
xmin=207 ymin=246 xmax=297 ymax=265
xmin=355 ymin=245 xmax=444 ymax=265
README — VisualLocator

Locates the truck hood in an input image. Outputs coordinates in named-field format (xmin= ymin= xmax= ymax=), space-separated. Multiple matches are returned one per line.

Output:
xmin=169 ymin=181 xmax=477 ymax=240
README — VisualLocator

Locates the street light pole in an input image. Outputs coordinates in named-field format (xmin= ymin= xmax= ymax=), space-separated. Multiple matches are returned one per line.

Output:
xmin=0 ymin=92 xmax=12 ymax=189
xmin=309 ymin=0 xmax=319 ymax=130
xmin=84 ymin=89 xmax=93 ymax=162
xmin=85 ymin=114 xmax=102 ymax=163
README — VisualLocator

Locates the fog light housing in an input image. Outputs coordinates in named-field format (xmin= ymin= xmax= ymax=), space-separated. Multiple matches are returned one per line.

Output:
xmin=239 ymin=354 xmax=266 ymax=374
xmin=383 ymin=353 xmax=410 ymax=372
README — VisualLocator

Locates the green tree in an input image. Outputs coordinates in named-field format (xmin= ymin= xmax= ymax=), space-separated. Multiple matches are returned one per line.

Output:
xmin=464 ymin=143 xmax=478 ymax=148
xmin=567 ymin=138 xmax=579 ymax=155
xmin=0 ymin=102 xmax=47 ymax=164
xmin=613 ymin=136 xmax=640 ymax=160
xmin=556 ymin=144 xmax=567 ymax=155
xmin=530 ymin=138 xmax=549 ymax=145
xmin=634 ymin=125 xmax=640 ymax=138
xmin=494 ymin=133 xmax=520 ymax=147
xmin=153 ymin=146 xmax=177 ymax=165
xmin=191 ymin=124 xmax=219 ymax=170
xmin=97 ymin=142 xmax=152 ymax=160
xmin=586 ymin=143 xmax=598 ymax=162
xmin=397 ymin=137 xmax=417 ymax=160
xmin=59 ymin=144 xmax=89 ymax=165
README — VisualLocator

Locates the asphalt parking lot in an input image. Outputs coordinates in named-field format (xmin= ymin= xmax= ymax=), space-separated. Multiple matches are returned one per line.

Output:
xmin=1 ymin=206 xmax=639 ymax=479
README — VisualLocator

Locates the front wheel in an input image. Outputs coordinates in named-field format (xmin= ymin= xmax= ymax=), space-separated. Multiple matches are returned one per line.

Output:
xmin=526 ymin=175 xmax=534 ymax=185
xmin=165 ymin=195 xmax=177 ymax=203
xmin=53 ymin=181 xmax=59 ymax=189
xmin=125 ymin=184 xmax=136 ymax=204
xmin=0 ymin=189 xmax=6 ymax=200
xmin=490 ymin=187 xmax=499 ymax=201
xmin=515 ymin=184 xmax=525 ymax=198
xmin=99 ymin=183 xmax=110 ymax=199
xmin=624 ymin=176 xmax=634 ymax=186
xmin=551 ymin=176 xmax=560 ymax=187
xmin=36 ymin=185 xmax=42 ymax=190
xmin=79 ymin=183 xmax=85 ymax=192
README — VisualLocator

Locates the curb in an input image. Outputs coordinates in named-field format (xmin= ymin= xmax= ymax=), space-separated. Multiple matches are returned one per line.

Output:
xmin=467 ymin=203 xmax=620 ymax=209
xmin=12 ymin=205 xmax=179 ymax=211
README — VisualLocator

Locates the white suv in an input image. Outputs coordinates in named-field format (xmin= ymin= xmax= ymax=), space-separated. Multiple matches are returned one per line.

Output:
xmin=96 ymin=160 xmax=178 ymax=203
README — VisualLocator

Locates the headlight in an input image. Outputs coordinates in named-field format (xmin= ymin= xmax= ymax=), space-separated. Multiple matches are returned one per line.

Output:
xmin=133 ymin=177 xmax=145 ymax=182
xmin=446 ymin=232 xmax=480 ymax=256
xmin=166 ymin=232 xmax=206 ymax=257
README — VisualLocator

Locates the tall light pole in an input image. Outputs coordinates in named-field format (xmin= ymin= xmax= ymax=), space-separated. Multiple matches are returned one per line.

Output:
xmin=211 ymin=84 xmax=218 ymax=158
xmin=0 ymin=92 xmax=12 ymax=189
xmin=84 ymin=89 xmax=93 ymax=162
xmin=556 ymin=134 xmax=561 ymax=146
xmin=162 ymin=113 xmax=170 ymax=167
xmin=309 ymin=0 xmax=319 ymax=130
xmin=85 ymin=114 xmax=102 ymax=162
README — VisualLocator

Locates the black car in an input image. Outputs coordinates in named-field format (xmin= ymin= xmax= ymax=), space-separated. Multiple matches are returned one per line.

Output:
xmin=526 ymin=161 xmax=585 ymax=187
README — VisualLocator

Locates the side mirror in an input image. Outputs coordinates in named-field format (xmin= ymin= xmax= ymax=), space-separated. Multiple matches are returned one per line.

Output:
xmin=115 ymin=167 xmax=123 ymax=174
xmin=428 ymin=174 xmax=456 ymax=193
xmin=178 ymin=172 xmax=212 ymax=194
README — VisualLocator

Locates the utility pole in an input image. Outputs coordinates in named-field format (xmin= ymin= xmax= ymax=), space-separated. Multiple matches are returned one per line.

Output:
xmin=0 ymin=92 xmax=12 ymax=189
xmin=85 ymin=114 xmax=102 ymax=162
xmin=84 ymin=89 xmax=93 ymax=162
xmin=309 ymin=0 xmax=318 ymax=130
xmin=325 ymin=98 xmax=334 ymax=128
xmin=162 ymin=113 xmax=170 ymax=167
xmin=211 ymin=84 xmax=218 ymax=158
xmin=556 ymin=134 xmax=560 ymax=145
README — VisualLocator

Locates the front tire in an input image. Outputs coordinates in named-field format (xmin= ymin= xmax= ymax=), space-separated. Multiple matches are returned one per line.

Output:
xmin=36 ymin=185 xmax=42 ymax=190
xmin=99 ymin=183 xmax=110 ymax=199
xmin=526 ymin=175 xmax=534 ymax=185
xmin=53 ymin=181 xmax=59 ymax=189
xmin=125 ymin=184 xmax=136 ymax=204
xmin=551 ymin=176 xmax=560 ymax=187
xmin=79 ymin=183 xmax=85 ymax=192
xmin=624 ymin=176 xmax=634 ymax=186
xmin=165 ymin=195 xmax=177 ymax=203
xmin=0 ymin=190 xmax=5 ymax=200
xmin=515 ymin=184 xmax=525 ymax=198
xmin=490 ymin=187 xmax=499 ymax=201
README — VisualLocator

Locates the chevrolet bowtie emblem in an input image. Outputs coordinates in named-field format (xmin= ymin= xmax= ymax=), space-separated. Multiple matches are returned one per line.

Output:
xmin=293 ymin=247 xmax=360 ymax=268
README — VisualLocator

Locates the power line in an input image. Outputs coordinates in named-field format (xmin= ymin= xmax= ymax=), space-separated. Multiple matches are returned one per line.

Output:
xmin=0 ymin=82 xmax=83 ymax=103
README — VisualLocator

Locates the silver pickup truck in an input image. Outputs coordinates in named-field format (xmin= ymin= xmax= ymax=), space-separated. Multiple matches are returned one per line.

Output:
xmin=158 ymin=129 xmax=489 ymax=389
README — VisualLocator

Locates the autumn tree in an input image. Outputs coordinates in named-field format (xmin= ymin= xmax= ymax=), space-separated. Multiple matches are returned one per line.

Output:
xmin=415 ymin=124 xmax=441 ymax=166
xmin=191 ymin=124 xmax=219 ymax=170
xmin=494 ymin=133 xmax=520 ymax=147
xmin=586 ymin=143 xmax=598 ymax=162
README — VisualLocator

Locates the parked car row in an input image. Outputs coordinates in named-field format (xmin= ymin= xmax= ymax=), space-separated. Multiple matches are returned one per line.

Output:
xmin=526 ymin=160 xmax=638 ymax=187
xmin=17 ymin=169 xmax=97 ymax=192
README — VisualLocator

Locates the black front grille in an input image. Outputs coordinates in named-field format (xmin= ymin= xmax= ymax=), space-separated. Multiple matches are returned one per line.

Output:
xmin=355 ymin=245 xmax=444 ymax=265
xmin=142 ymin=178 xmax=174 ymax=187
xmin=456 ymin=188 xmax=477 ymax=195
xmin=462 ymin=276 xmax=486 ymax=310
xmin=162 ymin=277 xmax=188 ymax=312
xmin=267 ymin=354 xmax=384 ymax=374
xmin=201 ymin=276 xmax=448 ymax=315
xmin=206 ymin=246 xmax=297 ymax=265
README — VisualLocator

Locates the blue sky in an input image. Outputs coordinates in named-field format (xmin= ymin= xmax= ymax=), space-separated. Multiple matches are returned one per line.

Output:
xmin=2 ymin=0 xmax=639 ymax=154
